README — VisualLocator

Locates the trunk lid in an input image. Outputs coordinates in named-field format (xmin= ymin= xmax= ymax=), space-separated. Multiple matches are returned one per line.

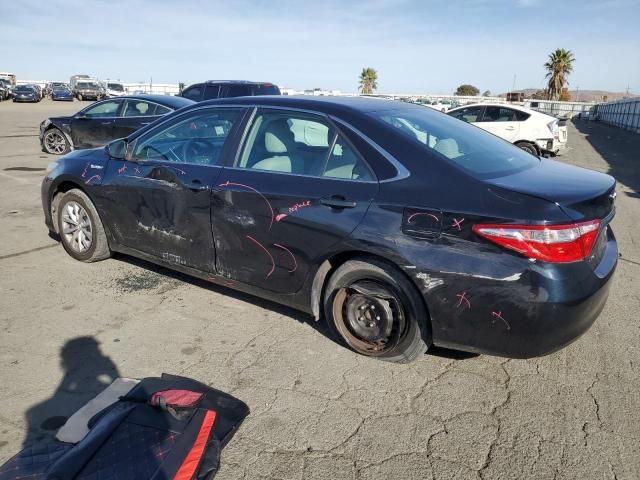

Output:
xmin=486 ymin=159 xmax=616 ymax=221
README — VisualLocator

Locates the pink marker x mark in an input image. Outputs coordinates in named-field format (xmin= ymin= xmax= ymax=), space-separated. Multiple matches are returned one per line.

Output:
xmin=456 ymin=292 xmax=471 ymax=309
xmin=491 ymin=311 xmax=511 ymax=330
xmin=452 ymin=217 xmax=465 ymax=231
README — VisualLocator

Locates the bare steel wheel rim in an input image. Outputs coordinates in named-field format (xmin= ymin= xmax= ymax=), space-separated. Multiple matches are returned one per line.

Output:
xmin=45 ymin=130 xmax=66 ymax=154
xmin=332 ymin=280 xmax=406 ymax=356
xmin=61 ymin=201 xmax=93 ymax=253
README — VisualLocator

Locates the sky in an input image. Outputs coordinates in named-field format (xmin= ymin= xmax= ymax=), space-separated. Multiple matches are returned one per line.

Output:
xmin=1 ymin=0 xmax=639 ymax=94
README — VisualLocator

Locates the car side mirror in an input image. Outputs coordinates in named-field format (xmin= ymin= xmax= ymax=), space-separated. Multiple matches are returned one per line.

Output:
xmin=106 ymin=138 xmax=127 ymax=160
xmin=76 ymin=111 xmax=86 ymax=119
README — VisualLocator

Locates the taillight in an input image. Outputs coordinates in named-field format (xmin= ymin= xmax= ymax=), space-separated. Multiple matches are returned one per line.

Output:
xmin=547 ymin=120 xmax=559 ymax=139
xmin=472 ymin=220 xmax=601 ymax=263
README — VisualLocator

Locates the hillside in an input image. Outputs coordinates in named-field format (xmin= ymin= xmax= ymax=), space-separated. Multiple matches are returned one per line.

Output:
xmin=498 ymin=88 xmax=638 ymax=103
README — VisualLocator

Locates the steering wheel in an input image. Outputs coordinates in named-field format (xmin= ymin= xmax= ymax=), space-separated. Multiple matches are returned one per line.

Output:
xmin=183 ymin=138 xmax=213 ymax=165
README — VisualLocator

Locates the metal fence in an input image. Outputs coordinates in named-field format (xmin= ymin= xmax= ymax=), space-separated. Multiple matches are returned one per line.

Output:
xmin=523 ymin=100 xmax=595 ymax=117
xmin=596 ymin=98 xmax=640 ymax=133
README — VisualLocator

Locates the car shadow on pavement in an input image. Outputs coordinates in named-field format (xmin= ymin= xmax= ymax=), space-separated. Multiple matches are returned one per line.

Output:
xmin=22 ymin=336 xmax=120 ymax=448
xmin=572 ymin=119 xmax=640 ymax=198
xmin=112 ymin=254 xmax=479 ymax=361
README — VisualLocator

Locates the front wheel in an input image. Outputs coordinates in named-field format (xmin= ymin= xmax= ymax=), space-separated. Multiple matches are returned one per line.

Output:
xmin=78 ymin=94 xmax=83 ymax=101
xmin=323 ymin=258 xmax=429 ymax=363
xmin=43 ymin=128 xmax=70 ymax=155
xmin=57 ymin=189 xmax=111 ymax=262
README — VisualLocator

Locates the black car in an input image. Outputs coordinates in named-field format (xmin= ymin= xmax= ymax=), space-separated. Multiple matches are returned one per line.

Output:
xmin=41 ymin=96 xmax=617 ymax=362
xmin=12 ymin=85 xmax=39 ymax=103
xmin=39 ymin=95 xmax=194 ymax=155
xmin=73 ymin=81 xmax=104 ymax=101
xmin=51 ymin=86 xmax=74 ymax=102
xmin=180 ymin=80 xmax=280 ymax=102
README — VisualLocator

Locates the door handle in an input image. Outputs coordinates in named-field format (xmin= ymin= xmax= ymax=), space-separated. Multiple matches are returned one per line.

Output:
xmin=101 ymin=121 xmax=113 ymax=125
xmin=505 ymin=126 xmax=515 ymax=130
xmin=320 ymin=196 xmax=357 ymax=209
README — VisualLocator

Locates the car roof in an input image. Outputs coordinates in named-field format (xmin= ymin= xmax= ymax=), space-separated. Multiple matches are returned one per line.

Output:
xmin=198 ymin=95 xmax=417 ymax=116
xmin=202 ymin=80 xmax=277 ymax=85
xmin=116 ymin=94 xmax=195 ymax=109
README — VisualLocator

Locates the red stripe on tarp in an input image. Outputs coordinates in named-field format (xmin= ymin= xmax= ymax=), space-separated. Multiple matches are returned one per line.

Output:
xmin=173 ymin=410 xmax=217 ymax=480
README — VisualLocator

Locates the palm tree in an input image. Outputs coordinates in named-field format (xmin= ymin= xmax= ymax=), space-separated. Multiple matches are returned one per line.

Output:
xmin=544 ymin=48 xmax=575 ymax=100
xmin=359 ymin=68 xmax=378 ymax=95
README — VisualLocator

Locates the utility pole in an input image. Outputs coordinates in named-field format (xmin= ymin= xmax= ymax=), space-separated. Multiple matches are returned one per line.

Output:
xmin=576 ymin=85 xmax=580 ymax=102
xmin=511 ymin=74 xmax=516 ymax=93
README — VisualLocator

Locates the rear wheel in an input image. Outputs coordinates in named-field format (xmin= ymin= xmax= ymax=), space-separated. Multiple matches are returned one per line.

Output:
xmin=57 ymin=189 xmax=110 ymax=262
xmin=323 ymin=258 xmax=429 ymax=363
xmin=516 ymin=141 xmax=539 ymax=156
xmin=78 ymin=94 xmax=83 ymax=101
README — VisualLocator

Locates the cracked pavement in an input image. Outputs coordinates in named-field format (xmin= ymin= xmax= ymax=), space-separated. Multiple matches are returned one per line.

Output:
xmin=0 ymin=101 xmax=639 ymax=479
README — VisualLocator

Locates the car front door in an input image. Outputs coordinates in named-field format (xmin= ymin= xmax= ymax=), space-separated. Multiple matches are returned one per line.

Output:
xmin=71 ymin=99 xmax=123 ymax=148
xmin=111 ymin=99 xmax=171 ymax=140
xmin=477 ymin=106 xmax=521 ymax=142
xmin=98 ymin=107 xmax=246 ymax=271
xmin=212 ymin=108 xmax=379 ymax=294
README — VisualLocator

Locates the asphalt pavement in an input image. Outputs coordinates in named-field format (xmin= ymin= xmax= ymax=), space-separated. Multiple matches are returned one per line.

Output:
xmin=0 ymin=99 xmax=638 ymax=479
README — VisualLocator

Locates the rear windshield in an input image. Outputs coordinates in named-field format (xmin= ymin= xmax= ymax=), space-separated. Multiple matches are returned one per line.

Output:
xmin=369 ymin=107 xmax=540 ymax=179
xmin=108 ymin=83 xmax=124 ymax=91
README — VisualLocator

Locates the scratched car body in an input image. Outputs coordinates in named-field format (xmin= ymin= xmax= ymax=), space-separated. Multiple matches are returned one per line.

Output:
xmin=41 ymin=96 xmax=618 ymax=362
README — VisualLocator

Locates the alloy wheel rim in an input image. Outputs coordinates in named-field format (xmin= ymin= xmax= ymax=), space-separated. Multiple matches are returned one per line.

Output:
xmin=61 ymin=201 xmax=92 ymax=253
xmin=45 ymin=131 xmax=66 ymax=154
xmin=332 ymin=281 xmax=405 ymax=356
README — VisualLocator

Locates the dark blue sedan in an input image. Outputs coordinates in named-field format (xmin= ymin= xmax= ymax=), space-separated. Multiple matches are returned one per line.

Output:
xmin=51 ymin=86 xmax=74 ymax=102
xmin=12 ymin=85 xmax=39 ymax=103
xmin=41 ymin=96 xmax=617 ymax=362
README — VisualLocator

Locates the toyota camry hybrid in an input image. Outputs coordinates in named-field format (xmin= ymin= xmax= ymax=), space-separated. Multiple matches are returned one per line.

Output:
xmin=41 ymin=96 xmax=617 ymax=362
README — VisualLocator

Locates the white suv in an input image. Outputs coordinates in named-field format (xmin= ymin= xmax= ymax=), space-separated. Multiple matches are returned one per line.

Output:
xmin=447 ymin=103 xmax=567 ymax=156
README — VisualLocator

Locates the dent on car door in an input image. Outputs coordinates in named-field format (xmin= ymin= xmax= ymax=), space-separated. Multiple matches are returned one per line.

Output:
xmin=71 ymin=99 xmax=122 ymax=148
xmin=98 ymin=107 xmax=246 ymax=271
xmin=212 ymin=108 xmax=379 ymax=294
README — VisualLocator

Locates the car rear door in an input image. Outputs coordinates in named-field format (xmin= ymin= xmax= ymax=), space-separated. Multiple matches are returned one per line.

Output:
xmin=98 ymin=107 xmax=247 ymax=271
xmin=477 ymin=106 xmax=520 ymax=142
xmin=70 ymin=99 xmax=123 ymax=148
xmin=112 ymin=99 xmax=171 ymax=140
xmin=211 ymin=108 xmax=378 ymax=294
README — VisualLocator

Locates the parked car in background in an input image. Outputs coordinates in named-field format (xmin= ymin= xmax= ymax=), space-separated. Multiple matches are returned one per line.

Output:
xmin=39 ymin=95 xmax=194 ymax=154
xmin=0 ymin=79 xmax=12 ymax=100
xmin=12 ymin=85 xmax=40 ymax=103
xmin=180 ymin=80 xmax=280 ymax=102
xmin=30 ymin=84 xmax=45 ymax=100
xmin=448 ymin=103 xmax=567 ymax=156
xmin=104 ymin=81 xmax=125 ymax=97
xmin=70 ymin=74 xmax=91 ymax=89
xmin=74 ymin=81 xmax=104 ymax=101
xmin=51 ymin=85 xmax=74 ymax=102
xmin=41 ymin=96 xmax=616 ymax=363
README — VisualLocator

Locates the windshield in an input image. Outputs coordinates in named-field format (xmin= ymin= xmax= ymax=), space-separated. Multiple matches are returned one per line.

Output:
xmin=78 ymin=82 xmax=99 ymax=89
xmin=15 ymin=86 xmax=33 ymax=92
xmin=368 ymin=106 xmax=540 ymax=179
xmin=108 ymin=83 xmax=124 ymax=91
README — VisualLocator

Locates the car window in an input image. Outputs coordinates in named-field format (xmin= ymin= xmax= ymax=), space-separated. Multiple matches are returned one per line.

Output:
xmin=131 ymin=108 xmax=242 ymax=166
xmin=122 ymin=100 xmax=170 ymax=117
xmin=237 ymin=110 xmax=374 ymax=181
xmin=84 ymin=101 xmax=121 ymax=118
xmin=449 ymin=106 xmax=483 ymax=123
xmin=480 ymin=107 xmax=517 ymax=122
xmin=253 ymin=84 xmax=280 ymax=95
xmin=224 ymin=85 xmax=251 ymax=98
xmin=371 ymin=107 xmax=539 ymax=179
xmin=203 ymin=85 xmax=220 ymax=100
xmin=514 ymin=110 xmax=531 ymax=121
xmin=182 ymin=85 xmax=202 ymax=101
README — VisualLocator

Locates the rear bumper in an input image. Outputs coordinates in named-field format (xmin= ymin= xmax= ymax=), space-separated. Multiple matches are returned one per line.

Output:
xmin=413 ymin=228 xmax=617 ymax=358
xmin=535 ymin=138 xmax=567 ymax=156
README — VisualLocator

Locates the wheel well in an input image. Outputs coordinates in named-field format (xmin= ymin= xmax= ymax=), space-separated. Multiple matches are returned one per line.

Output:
xmin=310 ymin=251 xmax=431 ymax=333
xmin=515 ymin=140 xmax=540 ymax=155
xmin=49 ymin=181 xmax=88 ymax=233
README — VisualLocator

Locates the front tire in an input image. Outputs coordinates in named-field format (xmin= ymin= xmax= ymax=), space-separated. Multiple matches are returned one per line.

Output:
xmin=43 ymin=128 xmax=70 ymax=155
xmin=78 ymin=94 xmax=83 ymax=101
xmin=323 ymin=258 xmax=429 ymax=363
xmin=57 ymin=189 xmax=111 ymax=262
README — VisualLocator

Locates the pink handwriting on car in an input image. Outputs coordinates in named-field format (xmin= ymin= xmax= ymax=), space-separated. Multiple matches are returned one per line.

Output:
xmin=81 ymin=162 xmax=89 ymax=178
xmin=288 ymin=200 xmax=311 ymax=214
xmin=456 ymin=292 xmax=471 ymax=309
xmin=452 ymin=218 xmax=465 ymax=231
xmin=491 ymin=311 xmax=511 ymax=330
xmin=118 ymin=164 xmax=127 ymax=174
xmin=85 ymin=175 xmax=101 ymax=185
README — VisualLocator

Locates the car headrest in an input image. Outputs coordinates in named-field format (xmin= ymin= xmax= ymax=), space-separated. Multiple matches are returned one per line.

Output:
xmin=264 ymin=119 xmax=293 ymax=154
